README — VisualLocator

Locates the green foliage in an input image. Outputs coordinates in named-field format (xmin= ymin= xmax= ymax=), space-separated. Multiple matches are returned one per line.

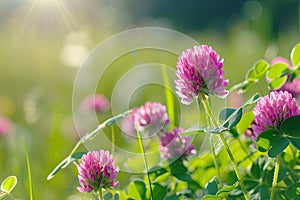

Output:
xmin=47 ymin=111 xmax=131 ymax=180
xmin=202 ymin=177 xmax=238 ymax=199
xmin=0 ymin=176 xmax=17 ymax=194
xmin=22 ymin=137 xmax=33 ymax=200
xmin=0 ymin=176 xmax=17 ymax=200
xmin=127 ymin=179 xmax=146 ymax=200
xmin=230 ymin=60 xmax=269 ymax=93
xmin=290 ymin=42 xmax=300 ymax=68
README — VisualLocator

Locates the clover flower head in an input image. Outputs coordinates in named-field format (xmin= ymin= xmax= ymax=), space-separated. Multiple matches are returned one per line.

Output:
xmin=251 ymin=91 xmax=300 ymax=142
xmin=80 ymin=94 xmax=110 ymax=113
xmin=160 ymin=127 xmax=196 ymax=160
xmin=77 ymin=150 xmax=119 ymax=193
xmin=0 ymin=116 xmax=14 ymax=136
xmin=122 ymin=102 xmax=170 ymax=137
xmin=175 ymin=45 xmax=229 ymax=104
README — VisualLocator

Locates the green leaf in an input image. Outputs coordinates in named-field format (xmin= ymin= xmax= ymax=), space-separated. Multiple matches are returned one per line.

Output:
xmin=268 ymin=137 xmax=290 ymax=158
xmin=290 ymin=69 xmax=300 ymax=81
xmin=237 ymin=111 xmax=254 ymax=134
xmin=170 ymin=159 xmax=187 ymax=176
xmin=267 ymin=63 xmax=289 ymax=79
xmin=251 ymin=160 xmax=261 ymax=179
xmin=256 ymin=129 xmax=281 ymax=152
xmin=267 ymin=62 xmax=289 ymax=90
xmin=252 ymin=185 xmax=270 ymax=200
xmin=152 ymin=183 xmax=167 ymax=200
xmin=205 ymin=177 xmax=218 ymax=195
xmin=286 ymin=182 xmax=300 ymax=199
xmin=269 ymin=76 xmax=288 ymax=90
xmin=290 ymin=42 xmax=300 ymax=68
xmin=0 ymin=176 xmax=17 ymax=194
xmin=127 ymin=179 xmax=146 ymax=200
xmin=281 ymin=115 xmax=300 ymax=138
xmin=221 ymin=108 xmax=242 ymax=129
xmin=219 ymin=108 xmax=236 ymax=123
xmin=246 ymin=59 xmax=269 ymax=81
xmin=216 ymin=183 xmax=238 ymax=197
xmin=113 ymin=193 xmax=120 ymax=200
xmin=103 ymin=192 xmax=113 ymax=200
xmin=202 ymin=195 xmax=222 ymax=200
xmin=148 ymin=166 xmax=167 ymax=181
xmin=242 ymin=93 xmax=260 ymax=108
xmin=288 ymin=137 xmax=300 ymax=150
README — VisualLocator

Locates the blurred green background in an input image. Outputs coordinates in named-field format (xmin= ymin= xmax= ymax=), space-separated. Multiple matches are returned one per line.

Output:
xmin=0 ymin=0 xmax=299 ymax=199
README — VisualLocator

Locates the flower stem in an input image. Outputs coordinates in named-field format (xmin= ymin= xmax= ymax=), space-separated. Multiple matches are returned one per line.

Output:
xmin=136 ymin=126 xmax=153 ymax=200
xmin=219 ymin=134 xmax=249 ymax=200
xmin=200 ymin=95 xmax=222 ymax=186
xmin=270 ymin=155 xmax=280 ymax=200
xmin=201 ymin=93 xmax=249 ymax=200
xmin=97 ymin=189 xmax=103 ymax=200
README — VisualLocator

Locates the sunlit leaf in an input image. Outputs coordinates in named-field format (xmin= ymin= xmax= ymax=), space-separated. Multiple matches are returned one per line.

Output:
xmin=246 ymin=59 xmax=269 ymax=81
xmin=290 ymin=42 xmax=300 ymax=68
xmin=0 ymin=176 xmax=17 ymax=194
xmin=267 ymin=63 xmax=289 ymax=79
xmin=237 ymin=111 xmax=254 ymax=134
xmin=269 ymin=76 xmax=288 ymax=90
xmin=127 ymin=179 xmax=146 ymax=200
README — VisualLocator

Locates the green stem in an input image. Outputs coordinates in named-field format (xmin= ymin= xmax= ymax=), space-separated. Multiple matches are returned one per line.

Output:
xmin=270 ymin=156 xmax=280 ymax=200
xmin=136 ymin=126 xmax=153 ymax=200
xmin=201 ymin=93 xmax=249 ymax=200
xmin=97 ymin=188 xmax=103 ymax=200
xmin=219 ymin=134 xmax=249 ymax=200
xmin=200 ymin=94 xmax=222 ymax=186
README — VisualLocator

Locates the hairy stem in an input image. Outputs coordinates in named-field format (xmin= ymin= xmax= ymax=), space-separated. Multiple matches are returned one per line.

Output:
xmin=201 ymin=93 xmax=249 ymax=200
xmin=136 ymin=126 xmax=153 ymax=200
xmin=199 ymin=96 xmax=222 ymax=186
xmin=270 ymin=156 xmax=281 ymax=200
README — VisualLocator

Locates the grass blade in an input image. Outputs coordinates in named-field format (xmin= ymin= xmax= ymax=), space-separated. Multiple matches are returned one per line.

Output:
xmin=22 ymin=137 xmax=33 ymax=200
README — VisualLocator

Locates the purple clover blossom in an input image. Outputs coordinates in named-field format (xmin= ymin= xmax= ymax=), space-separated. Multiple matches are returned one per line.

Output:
xmin=251 ymin=91 xmax=300 ymax=142
xmin=269 ymin=57 xmax=300 ymax=98
xmin=0 ymin=116 xmax=14 ymax=136
xmin=121 ymin=102 xmax=170 ymax=137
xmin=77 ymin=150 xmax=119 ymax=193
xmin=175 ymin=45 xmax=229 ymax=104
xmin=80 ymin=94 xmax=110 ymax=113
xmin=160 ymin=127 xmax=196 ymax=160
